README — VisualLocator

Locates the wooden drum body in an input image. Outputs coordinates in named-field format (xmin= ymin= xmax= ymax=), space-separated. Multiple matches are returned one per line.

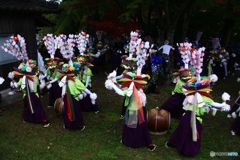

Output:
xmin=54 ymin=98 xmax=64 ymax=114
xmin=147 ymin=108 xmax=171 ymax=135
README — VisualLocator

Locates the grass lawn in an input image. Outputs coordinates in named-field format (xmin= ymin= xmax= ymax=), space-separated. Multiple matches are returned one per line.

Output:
xmin=0 ymin=72 xmax=239 ymax=160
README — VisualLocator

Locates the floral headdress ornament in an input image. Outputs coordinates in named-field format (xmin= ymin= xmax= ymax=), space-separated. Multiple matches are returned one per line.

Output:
xmin=43 ymin=34 xmax=57 ymax=59
xmin=177 ymin=42 xmax=192 ymax=69
xmin=75 ymin=31 xmax=89 ymax=56
xmin=58 ymin=34 xmax=75 ymax=60
xmin=2 ymin=34 xmax=28 ymax=62
xmin=190 ymin=47 xmax=205 ymax=81
xmin=129 ymin=30 xmax=140 ymax=55
xmin=136 ymin=39 xmax=150 ymax=74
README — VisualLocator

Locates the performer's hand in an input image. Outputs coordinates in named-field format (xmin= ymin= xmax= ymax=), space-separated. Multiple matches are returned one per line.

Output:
xmin=78 ymin=94 xmax=84 ymax=100
xmin=232 ymin=112 xmax=237 ymax=119
xmin=221 ymin=104 xmax=230 ymax=112
xmin=82 ymin=92 xmax=87 ymax=98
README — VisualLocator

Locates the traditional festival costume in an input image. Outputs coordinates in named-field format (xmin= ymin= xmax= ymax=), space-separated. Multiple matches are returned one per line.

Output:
xmin=166 ymin=44 xmax=231 ymax=156
xmin=105 ymin=31 xmax=156 ymax=151
xmin=2 ymin=35 xmax=49 ymax=127
xmin=15 ymin=64 xmax=49 ymax=125
xmin=106 ymin=71 xmax=155 ymax=149
xmin=75 ymin=32 xmax=102 ymax=113
xmin=58 ymin=64 xmax=86 ymax=130
xmin=42 ymin=34 xmax=63 ymax=108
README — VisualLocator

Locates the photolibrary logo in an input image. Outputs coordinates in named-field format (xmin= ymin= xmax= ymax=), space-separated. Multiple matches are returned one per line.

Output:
xmin=210 ymin=151 xmax=239 ymax=157
xmin=210 ymin=151 xmax=216 ymax=157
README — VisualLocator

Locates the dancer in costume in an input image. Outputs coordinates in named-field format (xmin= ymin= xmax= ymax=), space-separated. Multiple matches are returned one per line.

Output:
xmin=53 ymin=33 xmax=98 ymax=130
xmin=75 ymin=32 xmax=102 ymax=113
xmin=118 ymin=30 xmax=150 ymax=118
xmin=165 ymin=45 xmax=231 ymax=156
xmin=58 ymin=63 xmax=97 ymax=130
xmin=14 ymin=61 xmax=50 ymax=127
xmin=105 ymin=71 xmax=156 ymax=150
xmin=2 ymin=34 xmax=50 ymax=127
xmin=105 ymin=34 xmax=156 ymax=151
xmin=166 ymin=78 xmax=230 ymax=156
xmin=42 ymin=34 xmax=62 ymax=108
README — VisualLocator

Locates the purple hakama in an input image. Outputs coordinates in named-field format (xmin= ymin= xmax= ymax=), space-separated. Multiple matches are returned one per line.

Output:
xmin=80 ymin=95 xmax=99 ymax=112
xmin=48 ymin=81 xmax=62 ymax=107
xmin=161 ymin=93 xmax=185 ymax=119
xmin=63 ymin=94 xmax=85 ymax=130
xmin=122 ymin=108 xmax=152 ymax=148
xmin=167 ymin=111 xmax=202 ymax=156
xmin=23 ymin=93 xmax=49 ymax=124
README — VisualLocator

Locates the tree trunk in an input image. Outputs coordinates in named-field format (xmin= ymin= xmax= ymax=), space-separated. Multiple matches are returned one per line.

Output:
xmin=167 ymin=27 xmax=175 ymax=44
xmin=164 ymin=0 xmax=196 ymax=44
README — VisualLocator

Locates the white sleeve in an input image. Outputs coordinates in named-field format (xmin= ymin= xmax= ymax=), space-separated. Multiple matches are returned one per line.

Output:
xmin=84 ymin=88 xmax=92 ymax=95
xmin=211 ymin=102 xmax=225 ymax=109
xmin=85 ymin=76 xmax=90 ymax=87
xmin=49 ymin=78 xmax=58 ymax=84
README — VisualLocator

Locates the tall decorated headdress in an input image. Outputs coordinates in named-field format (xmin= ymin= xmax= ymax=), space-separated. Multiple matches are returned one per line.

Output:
xmin=43 ymin=34 xmax=57 ymax=59
xmin=2 ymin=34 xmax=28 ymax=62
xmin=125 ymin=30 xmax=150 ymax=75
xmin=135 ymin=38 xmax=150 ymax=75
xmin=181 ymin=44 xmax=230 ymax=142
xmin=75 ymin=31 xmax=89 ymax=56
xmin=129 ymin=31 xmax=140 ymax=55
xmin=178 ymin=42 xmax=206 ymax=81
xmin=189 ymin=47 xmax=205 ymax=81
xmin=177 ymin=42 xmax=192 ymax=69
xmin=58 ymin=34 xmax=76 ymax=60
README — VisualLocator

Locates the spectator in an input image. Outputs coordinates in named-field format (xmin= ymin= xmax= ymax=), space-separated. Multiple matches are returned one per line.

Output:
xmin=158 ymin=40 xmax=175 ymax=77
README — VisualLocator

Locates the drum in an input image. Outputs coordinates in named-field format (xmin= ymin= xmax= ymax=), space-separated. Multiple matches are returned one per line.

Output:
xmin=54 ymin=98 xmax=64 ymax=113
xmin=147 ymin=108 xmax=171 ymax=135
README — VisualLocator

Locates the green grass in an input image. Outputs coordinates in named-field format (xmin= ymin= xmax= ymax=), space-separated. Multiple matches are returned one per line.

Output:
xmin=0 ymin=72 xmax=239 ymax=160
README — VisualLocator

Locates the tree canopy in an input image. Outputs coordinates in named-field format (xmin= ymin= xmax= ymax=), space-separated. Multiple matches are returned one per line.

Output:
xmin=40 ymin=0 xmax=240 ymax=46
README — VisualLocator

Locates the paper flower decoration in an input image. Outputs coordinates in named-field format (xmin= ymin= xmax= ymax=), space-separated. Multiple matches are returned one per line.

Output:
xmin=1 ymin=34 xmax=28 ymax=61
xmin=129 ymin=31 xmax=140 ymax=54
xmin=75 ymin=31 xmax=89 ymax=55
xmin=58 ymin=34 xmax=75 ymax=59
xmin=43 ymin=34 xmax=57 ymax=58
xmin=190 ymin=47 xmax=205 ymax=81
xmin=178 ymin=42 xmax=192 ymax=68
